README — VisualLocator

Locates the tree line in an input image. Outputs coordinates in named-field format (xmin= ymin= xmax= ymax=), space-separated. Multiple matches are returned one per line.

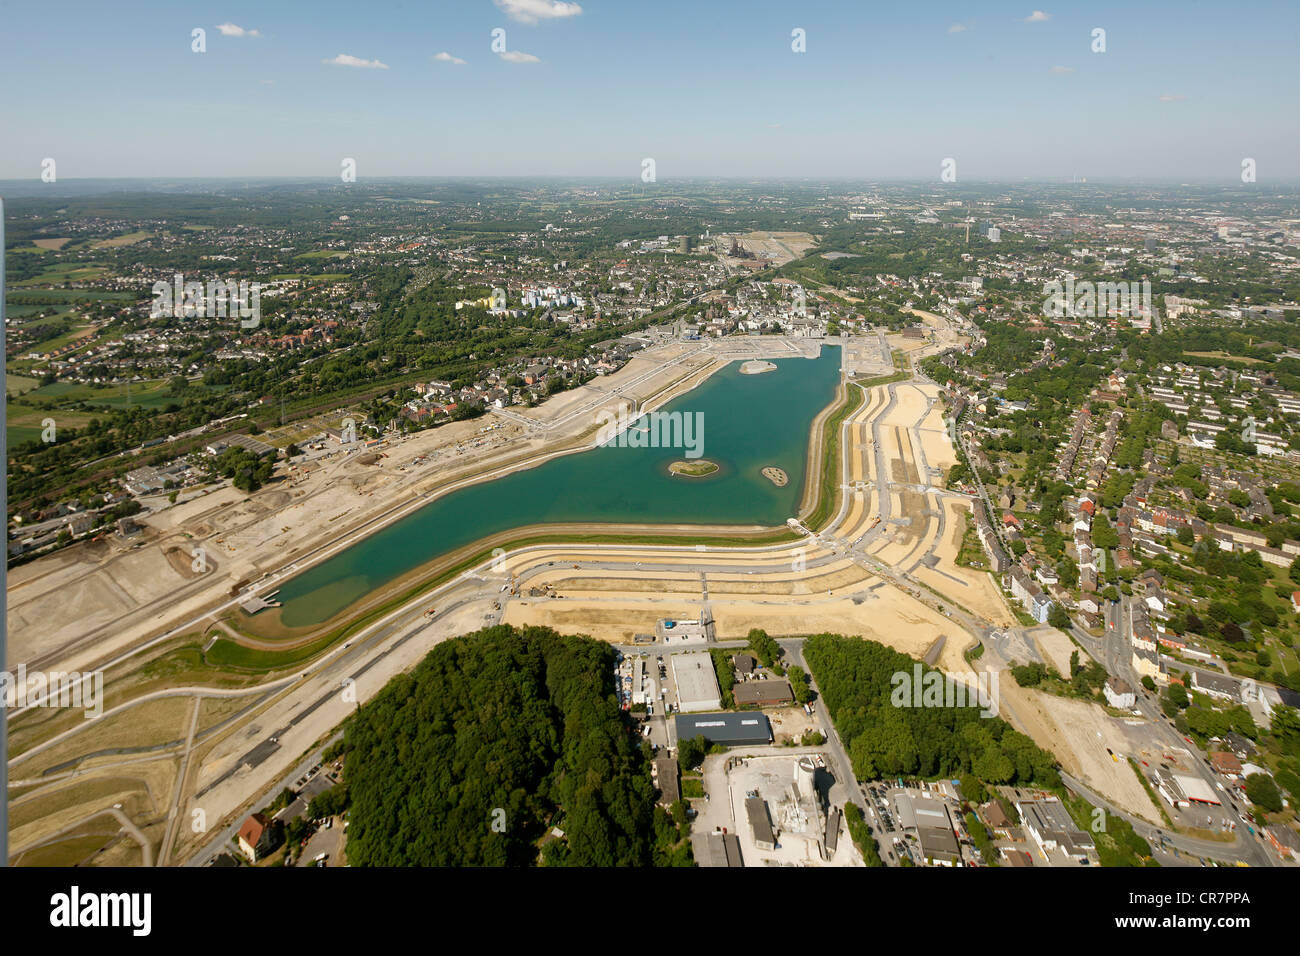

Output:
xmin=341 ymin=624 xmax=668 ymax=867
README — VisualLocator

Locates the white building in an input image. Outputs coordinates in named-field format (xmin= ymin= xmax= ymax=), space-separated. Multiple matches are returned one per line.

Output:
xmin=1104 ymin=677 xmax=1136 ymax=710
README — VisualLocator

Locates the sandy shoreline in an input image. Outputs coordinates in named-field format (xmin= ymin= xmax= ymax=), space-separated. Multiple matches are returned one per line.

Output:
xmin=7 ymin=339 xmax=828 ymax=672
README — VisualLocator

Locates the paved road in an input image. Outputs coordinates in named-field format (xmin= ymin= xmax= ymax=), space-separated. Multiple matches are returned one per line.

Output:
xmin=186 ymin=734 xmax=342 ymax=867
xmin=781 ymin=639 xmax=867 ymax=820
xmin=1069 ymin=594 xmax=1271 ymax=866
xmin=9 ymin=806 xmax=154 ymax=867
xmin=24 ymin=327 xmax=1214 ymax=869
xmin=1061 ymin=771 xmax=1271 ymax=867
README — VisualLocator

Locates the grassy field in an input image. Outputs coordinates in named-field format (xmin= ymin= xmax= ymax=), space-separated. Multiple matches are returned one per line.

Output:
xmin=1184 ymin=351 xmax=1265 ymax=366
xmin=6 ymin=289 xmax=133 ymax=303
xmin=19 ymin=317 xmax=95 ymax=355
xmin=23 ymin=378 xmax=176 ymax=407
xmin=269 ymin=272 xmax=350 ymax=282
xmin=854 ymin=369 xmax=910 ymax=388
xmin=294 ymin=250 xmax=350 ymax=260
xmin=91 ymin=231 xmax=151 ymax=249
xmin=7 ymin=425 xmax=44 ymax=446
xmin=6 ymin=405 xmax=95 ymax=446
xmin=14 ymin=264 xmax=110 ymax=286
xmin=5 ymin=373 xmax=42 ymax=395
xmin=4 ymin=304 xmax=58 ymax=318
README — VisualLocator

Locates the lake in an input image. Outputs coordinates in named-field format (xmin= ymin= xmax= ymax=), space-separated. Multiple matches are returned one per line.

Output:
xmin=272 ymin=345 xmax=841 ymax=626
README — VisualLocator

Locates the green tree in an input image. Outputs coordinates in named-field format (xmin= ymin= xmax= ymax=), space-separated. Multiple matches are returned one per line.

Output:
xmin=787 ymin=665 xmax=814 ymax=704
xmin=1245 ymin=773 xmax=1283 ymax=813
xmin=678 ymin=735 xmax=707 ymax=774
xmin=747 ymin=628 xmax=782 ymax=668
xmin=343 ymin=625 xmax=661 ymax=867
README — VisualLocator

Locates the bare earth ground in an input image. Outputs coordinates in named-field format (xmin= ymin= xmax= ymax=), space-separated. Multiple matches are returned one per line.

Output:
xmin=5 ymin=343 xmax=725 ymax=672
xmin=1030 ymin=625 xmax=1094 ymax=677
xmin=998 ymin=685 xmax=1164 ymax=826
xmin=5 ymin=330 xmax=1157 ymax=864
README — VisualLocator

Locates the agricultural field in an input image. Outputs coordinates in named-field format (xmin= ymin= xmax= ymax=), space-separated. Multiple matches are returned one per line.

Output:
xmin=21 ymin=377 xmax=186 ymax=410
xmin=6 ymin=373 xmax=42 ymax=395
xmin=91 ymin=231 xmax=152 ymax=249
xmin=294 ymin=250 xmax=350 ymax=260
xmin=269 ymin=272 xmax=350 ymax=282
xmin=14 ymin=263 xmax=111 ymax=286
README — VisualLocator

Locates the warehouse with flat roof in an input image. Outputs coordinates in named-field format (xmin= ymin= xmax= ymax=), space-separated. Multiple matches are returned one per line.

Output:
xmin=698 ymin=831 xmax=744 ymax=867
xmin=675 ymin=712 xmax=772 ymax=747
xmin=745 ymin=796 xmax=777 ymax=851
xmin=671 ymin=651 xmax=723 ymax=713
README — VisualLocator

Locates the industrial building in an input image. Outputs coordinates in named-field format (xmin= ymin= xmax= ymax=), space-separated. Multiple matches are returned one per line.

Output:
xmin=894 ymin=791 xmax=961 ymax=866
xmin=824 ymin=805 xmax=841 ymax=857
xmin=1015 ymin=796 xmax=1098 ymax=864
xmin=632 ymin=656 xmax=650 ymax=706
xmin=733 ymin=678 xmax=794 ymax=709
xmin=675 ymin=711 xmax=772 ymax=747
xmin=1153 ymin=768 xmax=1220 ymax=807
xmin=718 ymin=754 xmax=855 ymax=866
xmin=653 ymin=756 xmax=680 ymax=806
xmin=671 ymin=651 xmax=723 ymax=712
xmin=206 ymin=432 xmax=276 ymax=458
xmin=698 ymin=831 xmax=743 ymax=867
xmin=745 ymin=796 xmax=777 ymax=851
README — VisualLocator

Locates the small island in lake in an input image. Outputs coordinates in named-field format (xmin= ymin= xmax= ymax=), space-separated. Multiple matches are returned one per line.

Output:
xmin=669 ymin=460 xmax=720 ymax=478
xmin=761 ymin=466 xmax=788 ymax=486
xmin=739 ymin=360 xmax=777 ymax=375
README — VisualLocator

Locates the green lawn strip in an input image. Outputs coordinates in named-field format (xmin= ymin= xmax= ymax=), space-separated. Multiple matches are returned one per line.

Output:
xmin=215 ymin=526 xmax=802 ymax=672
xmin=804 ymin=383 xmax=865 ymax=531
xmin=854 ymin=369 xmax=910 ymax=389
xmin=1129 ymin=757 xmax=1177 ymax=829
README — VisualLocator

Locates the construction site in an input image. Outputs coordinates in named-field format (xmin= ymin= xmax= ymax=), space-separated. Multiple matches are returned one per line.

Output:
xmin=4 ymin=321 xmax=1151 ymax=868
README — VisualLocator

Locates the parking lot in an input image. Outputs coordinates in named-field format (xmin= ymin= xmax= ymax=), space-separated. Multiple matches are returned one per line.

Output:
xmin=295 ymin=815 xmax=346 ymax=867
xmin=615 ymin=649 xmax=683 ymax=733
xmin=860 ymin=783 xmax=912 ymax=865
xmin=857 ymin=782 xmax=980 ymax=866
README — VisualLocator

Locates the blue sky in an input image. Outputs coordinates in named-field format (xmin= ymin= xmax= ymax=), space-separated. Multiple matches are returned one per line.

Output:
xmin=1 ymin=0 xmax=1297 ymax=181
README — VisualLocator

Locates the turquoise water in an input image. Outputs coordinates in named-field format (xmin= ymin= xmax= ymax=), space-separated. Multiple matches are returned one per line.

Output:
xmin=272 ymin=346 xmax=841 ymax=626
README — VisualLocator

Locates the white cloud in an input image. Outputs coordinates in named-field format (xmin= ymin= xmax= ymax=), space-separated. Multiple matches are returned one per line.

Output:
xmin=217 ymin=22 xmax=260 ymax=37
xmin=494 ymin=0 xmax=582 ymax=23
xmin=947 ymin=23 xmax=967 ymax=34
xmin=1159 ymin=93 xmax=1187 ymax=102
xmin=498 ymin=50 xmax=541 ymax=63
xmin=323 ymin=54 xmax=389 ymax=69
xmin=434 ymin=52 xmax=467 ymax=65
xmin=1050 ymin=65 xmax=1075 ymax=74
xmin=1022 ymin=10 xmax=1051 ymax=22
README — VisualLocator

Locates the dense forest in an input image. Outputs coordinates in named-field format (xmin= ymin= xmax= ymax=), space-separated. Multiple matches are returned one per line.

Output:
xmin=803 ymin=634 xmax=1060 ymax=787
xmin=341 ymin=624 xmax=670 ymax=866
